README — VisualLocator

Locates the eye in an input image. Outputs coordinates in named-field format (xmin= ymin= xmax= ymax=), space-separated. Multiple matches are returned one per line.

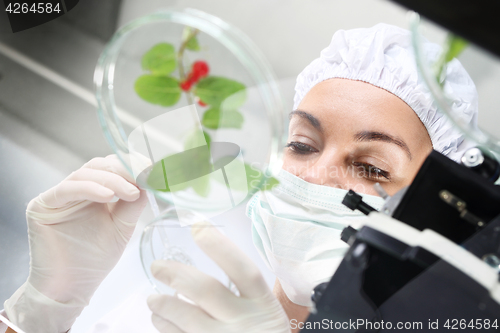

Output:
xmin=286 ymin=141 xmax=318 ymax=155
xmin=353 ymin=161 xmax=390 ymax=181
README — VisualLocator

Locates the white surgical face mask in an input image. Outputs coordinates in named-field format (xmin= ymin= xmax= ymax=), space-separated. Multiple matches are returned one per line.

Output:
xmin=246 ymin=169 xmax=385 ymax=307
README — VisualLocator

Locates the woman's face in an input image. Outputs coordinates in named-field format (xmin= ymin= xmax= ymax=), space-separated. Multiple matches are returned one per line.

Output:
xmin=283 ymin=78 xmax=433 ymax=196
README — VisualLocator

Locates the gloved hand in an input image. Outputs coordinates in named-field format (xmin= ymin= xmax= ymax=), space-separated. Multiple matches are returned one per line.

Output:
xmin=4 ymin=155 xmax=148 ymax=333
xmin=147 ymin=223 xmax=291 ymax=333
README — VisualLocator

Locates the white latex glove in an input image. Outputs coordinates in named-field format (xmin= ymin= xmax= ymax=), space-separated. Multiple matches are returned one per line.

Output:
xmin=147 ymin=223 xmax=291 ymax=333
xmin=4 ymin=155 xmax=148 ymax=333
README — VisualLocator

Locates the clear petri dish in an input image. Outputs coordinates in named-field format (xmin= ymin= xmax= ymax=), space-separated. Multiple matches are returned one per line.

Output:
xmin=409 ymin=13 xmax=500 ymax=159
xmin=140 ymin=207 xmax=238 ymax=295
xmin=94 ymin=8 xmax=286 ymax=217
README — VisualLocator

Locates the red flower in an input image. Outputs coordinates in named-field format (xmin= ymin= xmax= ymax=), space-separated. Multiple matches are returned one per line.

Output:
xmin=180 ymin=61 xmax=210 ymax=91
xmin=192 ymin=61 xmax=209 ymax=78
xmin=180 ymin=80 xmax=193 ymax=91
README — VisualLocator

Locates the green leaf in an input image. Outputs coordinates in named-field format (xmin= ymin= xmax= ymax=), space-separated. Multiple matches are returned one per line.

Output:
xmin=244 ymin=163 xmax=262 ymax=191
xmin=244 ymin=163 xmax=279 ymax=191
xmin=203 ymin=131 xmax=212 ymax=149
xmin=445 ymin=35 xmax=468 ymax=62
xmin=194 ymin=76 xmax=246 ymax=108
xmin=202 ymin=107 xmax=244 ymax=130
xmin=180 ymin=146 xmax=212 ymax=197
xmin=261 ymin=176 xmax=279 ymax=191
xmin=141 ymin=43 xmax=177 ymax=75
xmin=146 ymin=160 xmax=190 ymax=192
xmin=213 ymin=161 xmax=279 ymax=192
xmin=147 ymin=146 xmax=214 ymax=196
xmin=220 ymin=89 xmax=246 ymax=110
xmin=186 ymin=35 xmax=200 ymax=51
xmin=184 ymin=129 xmax=212 ymax=150
xmin=191 ymin=174 xmax=210 ymax=197
xmin=134 ymin=75 xmax=181 ymax=106
xmin=182 ymin=27 xmax=200 ymax=51
xmin=434 ymin=34 xmax=468 ymax=84
xmin=147 ymin=160 xmax=171 ymax=192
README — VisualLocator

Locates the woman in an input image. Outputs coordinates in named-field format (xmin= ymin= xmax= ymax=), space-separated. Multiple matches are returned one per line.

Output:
xmin=2 ymin=24 xmax=476 ymax=333
xmin=246 ymin=23 xmax=476 ymax=329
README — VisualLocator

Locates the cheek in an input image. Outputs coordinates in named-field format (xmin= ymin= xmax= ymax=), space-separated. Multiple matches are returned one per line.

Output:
xmin=281 ymin=153 xmax=310 ymax=176
xmin=378 ymin=181 xmax=407 ymax=197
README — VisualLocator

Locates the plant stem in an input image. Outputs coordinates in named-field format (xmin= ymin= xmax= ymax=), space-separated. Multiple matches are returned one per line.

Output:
xmin=178 ymin=28 xmax=199 ymax=105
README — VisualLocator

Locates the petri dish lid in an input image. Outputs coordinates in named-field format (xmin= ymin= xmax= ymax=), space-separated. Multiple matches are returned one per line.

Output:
xmin=409 ymin=13 xmax=500 ymax=161
xmin=94 ymin=8 xmax=286 ymax=214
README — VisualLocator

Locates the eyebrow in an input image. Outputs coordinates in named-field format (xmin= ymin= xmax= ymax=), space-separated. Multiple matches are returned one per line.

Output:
xmin=355 ymin=131 xmax=412 ymax=160
xmin=289 ymin=110 xmax=322 ymax=131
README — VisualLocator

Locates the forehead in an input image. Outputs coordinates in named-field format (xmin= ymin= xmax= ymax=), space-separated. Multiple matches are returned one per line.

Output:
xmin=295 ymin=79 xmax=428 ymax=144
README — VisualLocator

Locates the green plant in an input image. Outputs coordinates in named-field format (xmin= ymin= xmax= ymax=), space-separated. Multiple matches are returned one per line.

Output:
xmin=434 ymin=34 xmax=468 ymax=85
xmin=134 ymin=27 xmax=277 ymax=196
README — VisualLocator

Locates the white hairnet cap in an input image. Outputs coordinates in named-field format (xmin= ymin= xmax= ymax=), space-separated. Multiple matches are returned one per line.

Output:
xmin=293 ymin=23 xmax=478 ymax=162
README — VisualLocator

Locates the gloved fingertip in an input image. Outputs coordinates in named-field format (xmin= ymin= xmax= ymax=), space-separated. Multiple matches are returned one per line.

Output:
xmin=147 ymin=294 xmax=164 ymax=310
xmin=125 ymin=183 xmax=140 ymax=196
xmin=190 ymin=221 xmax=215 ymax=241
xmin=124 ymin=189 xmax=141 ymax=202
xmin=105 ymin=154 xmax=118 ymax=159
xmin=131 ymin=188 xmax=141 ymax=198
xmin=151 ymin=260 xmax=171 ymax=282
xmin=136 ymin=189 xmax=148 ymax=203
xmin=99 ymin=187 xmax=115 ymax=199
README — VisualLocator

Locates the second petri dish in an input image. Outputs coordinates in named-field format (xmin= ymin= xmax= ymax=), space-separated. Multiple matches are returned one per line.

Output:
xmin=140 ymin=207 xmax=238 ymax=296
